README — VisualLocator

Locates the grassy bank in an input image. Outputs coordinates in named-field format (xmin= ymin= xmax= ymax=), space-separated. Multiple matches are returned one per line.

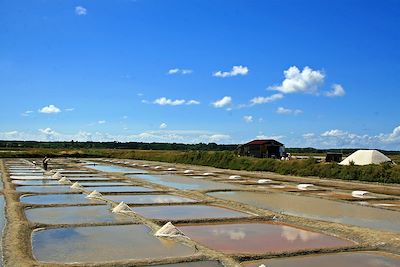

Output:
xmin=1 ymin=148 xmax=399 ymax=184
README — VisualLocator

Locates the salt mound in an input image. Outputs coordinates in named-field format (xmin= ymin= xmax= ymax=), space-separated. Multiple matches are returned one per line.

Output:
xmin=229 ymin=175 xmax=241 ymax=180
xmin=155 ymin=222 xmax=187 ymax=238
xmin=141 ymin=164 xmax=149 ymax=167
xmin=86 ymin=190 xmax=103 ymax=199
xmin=297 ymin=184 xmax=314 ymax=190
xmin=167 ymin=167 xmax=176 ymax=171
xmin=258 ymin=179 xmax=272 ymax=184
xmin=271 ymin=185 xmax=286 ymax=189
xmin=184 ymin=170 xmax=193 ymax=174
xmin=70 ymin=182 xmax=84 ymax=190
xmin=58 ymin=177 xmax=72 ymax=184
xmin=202 ymin=172 xmax=215 ymax=176
xmin=154 ymin=166 xmax=162 ymax=169
xmin=352 ymin=190 xmax=370 ymax=198
xmin=52 ymin=171 xmax=62 ymax=179
xmin=112 ymin=202 xmax=132 ymax=213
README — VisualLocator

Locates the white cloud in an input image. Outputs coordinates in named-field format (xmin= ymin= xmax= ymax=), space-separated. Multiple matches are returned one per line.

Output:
xmin=213 ymin=65 xmax=249 ymax=78
xmin=212 ymin=96 xmax=232 ymax=108
xmin=153 ymin=97 xmax=186 ymax=106
xmin=243 ymin=115 xmax=253 ymax=123
xmin=255 ymin=134 xmax=284 ymax=141
xmin=38 ymin=128 xmax=59 ymax=140
xmin=146 ymin=97 xmax=200 ymax=106
xmin=186 ymin=100 xmax=200 ymax=105
xmin=295 ymin=126 xmax=400 ymax=149
xmin=321 ymin=129 xmax=347 ymax=137
xmin=168 ymin=68 xmax=193 ymax=75
xmin=276 ymin=107 xmax=303 ymax=115
xmin=98 ymin=120 xmax=106 ymax=124
xmin=65 ymin=108 xmax=74 ymax=112
xmin=302 ymin=133 xmax=315 ymax=138
xmin=159 ymin=122 xmax=167 ymax=129
xmin=270 ymin=66 xmax=325 ymax=94
xmin=75 ymin=6 xmax=87 ymax=16
xmin=21 ymin=110 xmax=33 ymax=116
xmin=325 ymin=84 xmax=345 ymax=97
xmin=250 ymin=93 xmax=283 ymax=105
xmin=38 ymin=104 xmax=61 ymax=114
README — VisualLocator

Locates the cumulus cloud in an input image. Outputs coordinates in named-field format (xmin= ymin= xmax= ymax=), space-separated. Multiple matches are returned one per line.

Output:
xmin=276 ymin=107 xmax=303 ymax=115
xmin=150 ymin=97 xmax=200 ymax=106
xmin=98 ymin=120 xmax=106 ymax=124
xmin=38 ymin=105 xmax=61 ymax=114
xmin=212 ymin=96 xmax=232 ymax=108
xmin=295 ymin=125 xmax=400 ymax=149
xmin=243 ymin=115 xmax=253 ymax=123
xmin=270 ymin=66 xmax=325 ymax=94
xmin=250 ymin=93 xmax=283 ymax=105
xmin=75 ymin=6 xmax=87 ymax=16
xmin=325 ymin=84 xmax=345 ymax=97
xmin=321 ymin=129 xmax=347 ymax=137
xmin=213 ymin=65 xmax=249 ymax=78
xmin=153 ymin=97 xmax=186 ymax=106
xmin=159 ymin=122 xmax=167 ymax=129
xmin=168 ymin=68 xmax=193 ymax=75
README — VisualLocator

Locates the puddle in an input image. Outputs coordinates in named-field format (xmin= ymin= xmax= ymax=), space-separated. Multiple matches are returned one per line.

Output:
xmin=179 ymin=223 xmax=352 ymax=254
xmin=242 ymin=251 xmax=400 ymax=267
xmin=104 ymin=194 xmax=197 ymax=204
xmin=67 ymin=177 xmax=111 ymax=181
xmin=77 ymin=182 xmax=130 ymax=186
xmin=209 ymin=191 xmax=400 ymax=233
xmin=11 ymin=176 xmax=54 ymax=180
xmin=12 ymin=180 xmax=60 ymax=186
xmin=25 ymin=205 xmax=133 ymax=224
xmin=153 ymin=261 xmax=222 ymax=267
xmin=10 ymin=173 xmax=44 ymax=177
xmin=21 ymin=194 xmax=101 ymax=205
xmin=16 ymin=185 xmax=72 ymax=193
xmin=32 ymin=224 xmax=194 ymax=263
xmin=85 ymin=164 xmax=148 ymax=173
xmin=133 ymin=205 xmax=250 ymax=220
xmin=128 ymin=174 xmax=239 ymax=190
xmin=83 ymin=186 xmax=154 ymax=193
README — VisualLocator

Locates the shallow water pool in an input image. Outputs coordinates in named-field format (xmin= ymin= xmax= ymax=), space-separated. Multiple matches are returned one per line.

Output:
xmin=32 ymin=224 xmax=194 ymax=263
xmin=179 ymin=223 xmax=353 ymax=254
xmin=209 ymin=191 xmax=400 ymax=233
xmin=242 ymin=251 xmax=400 ymax=267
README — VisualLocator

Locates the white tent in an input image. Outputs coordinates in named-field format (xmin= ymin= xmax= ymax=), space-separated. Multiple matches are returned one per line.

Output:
xmin=339 ymin=150 xmax=393 ymax=166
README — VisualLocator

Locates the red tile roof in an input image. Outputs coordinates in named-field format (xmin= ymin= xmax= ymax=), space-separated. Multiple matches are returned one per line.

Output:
xmin=244 ymin=139 xmax=283 ymax=146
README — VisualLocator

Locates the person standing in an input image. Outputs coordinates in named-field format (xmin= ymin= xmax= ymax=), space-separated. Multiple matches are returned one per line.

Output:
xmin=42 ymin=156 xmax=50 ymax=170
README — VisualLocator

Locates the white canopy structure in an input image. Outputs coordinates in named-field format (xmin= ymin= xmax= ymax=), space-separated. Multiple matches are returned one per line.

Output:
xmin=339 ymin=150 xmax=393 ymax=166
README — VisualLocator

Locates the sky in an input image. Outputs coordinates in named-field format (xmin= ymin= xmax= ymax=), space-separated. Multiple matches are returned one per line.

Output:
xmin=1 ymin=0 xmax=400 ymax=149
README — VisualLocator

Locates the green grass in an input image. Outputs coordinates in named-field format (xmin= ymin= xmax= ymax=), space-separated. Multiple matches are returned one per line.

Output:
xmin=1 ymin=148 xmax=399 ymax=184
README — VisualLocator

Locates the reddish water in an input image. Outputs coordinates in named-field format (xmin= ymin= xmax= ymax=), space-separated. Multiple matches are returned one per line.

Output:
xmin=179 ymin=223 xmax=353 ymax=254
xmin=242 ymin=251 xmax=400 ymax=267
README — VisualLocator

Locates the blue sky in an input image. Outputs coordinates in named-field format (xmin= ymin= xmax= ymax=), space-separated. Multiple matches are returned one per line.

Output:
xmin=1 ymin=0 xmax=400 ymax=149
